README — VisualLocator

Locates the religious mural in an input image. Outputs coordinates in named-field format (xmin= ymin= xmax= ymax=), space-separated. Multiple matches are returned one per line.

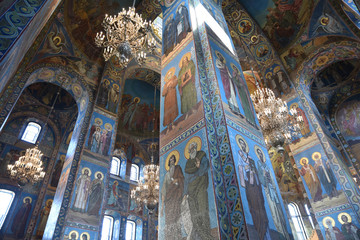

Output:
xmin=320 ymin=212 xmax=360 ymax=239
xmin=64 ymin=228 xmax=94 ymax=240
xmin=237 ymin=0 xmax=314 ymax=51
xmin=34 ymin=197 xmax=53 ymax=238
xmin=5 ymin=193 xmax=36 ymax=238
xmin=336 ymin=94 xmax=360 ymax=162
xmin=269 ymin=148 xmax=303 ymax=203
xmin=308 ymin=0 xmax=355 ymax=40
xmin=32 ymin=19 xmax=75 ymax=64
xmin=160 ymin=41 xmax=203 ymax=144
xmin=162 ymin=1 xmax=192 ymax=59
xmin=287 ymin=99 xmax=314 ymax=143
xmin=293 ymin=145 xmax=343 ymax=207
xmin=96 ymin=77 xmax=120 ymax=114
xmin=119 ymin=79 xmax=160 ymax=137
xmin=107 ymin=179 xmax=129 ymax=212
xmin=85 ymin=111 xmax=115 ymax=157
xmin=159 ymin=130 xmax=219 ymax=240
xmin=228 ymin=127 xmax=291 ymax=240
xmin=67 ymin=161 xmax=107 ymax=226
xmin=209 ymin=37 xmax=258 ymax=129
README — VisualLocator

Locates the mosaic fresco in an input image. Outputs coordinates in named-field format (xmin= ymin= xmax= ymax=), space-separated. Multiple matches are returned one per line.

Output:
xmin=85 ymin=111 xmax=115 ymax=157
xmin=336 ymin=94 xmax=360 ymax=162
xmin=4 ymin=193 xmax=37 ymax=238
xmin=222 ymin=2 xmax=293 ymax=97
xmin=96 ymin=76 xmax=121 ymax=114
xmin=159 ymin=128 xmax=219 ymax=239
xmin=237 ymin=0 xmax=314 ymax=51
xmin=209 ymin=35 xmax=259 ymax=129
xmin=160 ymin=40 xmax=203 ymax=145
xmin=31 ymin=19 xmax=75 ymax=64
xmin=162 ymin=0 xmax=193 ymax=61
xmin=228 ymin=127 xmax=292 ymax=239
xmin=119 ymin=79 xmax=160 ymax=138
xmin=67 ymin=160 xmax=107 ymax=226
xmin=107 ymin=178 xmax=129 ymax=212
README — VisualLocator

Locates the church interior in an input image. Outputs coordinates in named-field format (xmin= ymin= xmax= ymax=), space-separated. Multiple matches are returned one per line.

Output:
xmin=0 ymin=0 xmax=360 ymax=239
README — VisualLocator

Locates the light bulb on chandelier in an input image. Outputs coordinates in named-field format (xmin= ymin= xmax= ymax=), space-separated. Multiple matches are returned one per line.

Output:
xmin=251 ymin=87 xmax=303 ymax=149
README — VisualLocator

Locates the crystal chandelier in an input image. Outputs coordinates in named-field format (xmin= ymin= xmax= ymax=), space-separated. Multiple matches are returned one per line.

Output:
xmin=7 ymin=146 xmax=45 ymax=184
xmin=8 ymin=87 xmax=61 ymax=185
xmin=251 ymin=87 xmax=303 ymax=148
xmin=131 ymin=158 xmax=160 ymax=214
xmin=95 ymin=0 xmax=157 ymax=69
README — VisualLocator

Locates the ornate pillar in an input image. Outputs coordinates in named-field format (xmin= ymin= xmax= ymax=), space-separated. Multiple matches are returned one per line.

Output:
xmin=43 ymin=63 xmax=123 ymax=239
xmin=158 ymin=0 xmax=293 ymax=239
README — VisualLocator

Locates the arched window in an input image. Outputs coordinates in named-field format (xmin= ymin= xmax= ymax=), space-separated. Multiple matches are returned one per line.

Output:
xmin=288 ymin=202 xmax=307 ymax=240
xmin=110 ymin=157 xmax=121 ymax=175
xmin=21 ymin=122 xmax=41 ymax=144
xmin=0 ymin=189 xmax=15 ymax=229
xmin=130 ymin=164 xmax=139 ymax=182
xmin=101 ymin=215 xmax=114 ymax=240
xmin=126 ymin=220 xmax=136 ymax=240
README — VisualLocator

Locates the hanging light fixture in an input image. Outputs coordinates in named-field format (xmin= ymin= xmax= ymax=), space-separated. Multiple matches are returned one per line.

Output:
xmin=8 ymin=87 xmax=61 ymax=185
xmin=95 ymin=0 xmax=157 ymax=69
xmin=251 ymin=87 xmax=303 ymax=149
xmin=130 ymin=85 xmax=159 ymax=214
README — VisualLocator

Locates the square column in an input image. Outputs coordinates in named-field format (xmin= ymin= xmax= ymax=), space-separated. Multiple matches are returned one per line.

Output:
xmin=159 ymin=0 xmax=293 ymax=239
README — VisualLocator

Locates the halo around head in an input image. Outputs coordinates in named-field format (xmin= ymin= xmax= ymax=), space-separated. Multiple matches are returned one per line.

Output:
xmin=254 ymin=145 xmax=265 ymax=162
xmin=236 ymin=135 xmax=249 ymax=153
xmin=184 ymin=136 xmax=202 ymax=159
xmin=69 ymin=230 xmax=79 ymax=239
xmin=165 ymin=67 xmax=176 ymax=82
xmin=46 ymin=199 xmax=53 ymax=206
xmin=338 ymin=212 xmax=352 ymax=224
xmin=179 ymin=52 xmax=192 ymax=68
xmin=134 ymin=97 xmax=140 ymax=103
xmin=300 ymin=157 xmax=308 ymax=166
xmin=290 ymin=102 xmax=299 ymax=109
xmin=80 ymin=232 xmax=90 ymax=239
xmin=322 ymin=216 xmax=335 ymax=228
xmin=165 ymin=150 xmax=180 ymax=171
xmin=105 ymin=123 xmax=113 ymax=131
xmin=60 ymin=155 xmax=66 ymax=161
xmin=312 ymin=152 xmax=321 ymax=161
xmin=23 ymin=196 xmax=32 ymax=203
xmin=94 ymin=118 xmax=103 ymax=126
xmin=95 ymin=171 xmax=104 ymax=180
xmin=82 ymin=167 xmax=91 ymax=176
xmin=230 ymin=63 xmax=239 ymax=72
xmin=215 ymin=50 xmax=225 ymax=63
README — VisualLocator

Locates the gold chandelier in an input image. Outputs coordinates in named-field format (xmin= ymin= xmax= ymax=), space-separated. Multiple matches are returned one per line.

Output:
xmin=7 ymin=146 xmax=45 ymax=184
xmin=130 ymin=159 xmax=160 ymax=214
xmin=251 ymin=87 xmax=303 ymax=148
xmin=95 ymin=2 xmax=157 ymax=69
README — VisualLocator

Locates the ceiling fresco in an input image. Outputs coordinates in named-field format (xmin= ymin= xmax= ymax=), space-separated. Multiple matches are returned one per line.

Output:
xmin=125 ymin=68 xmax=161 ymax=87
xmin=64 ymin=0 xmax=137 ymax=62
xmin=25 ymin=82 xmax=77 ymax=110
xmin=238 ymin=0 xmax=314 ymax=52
